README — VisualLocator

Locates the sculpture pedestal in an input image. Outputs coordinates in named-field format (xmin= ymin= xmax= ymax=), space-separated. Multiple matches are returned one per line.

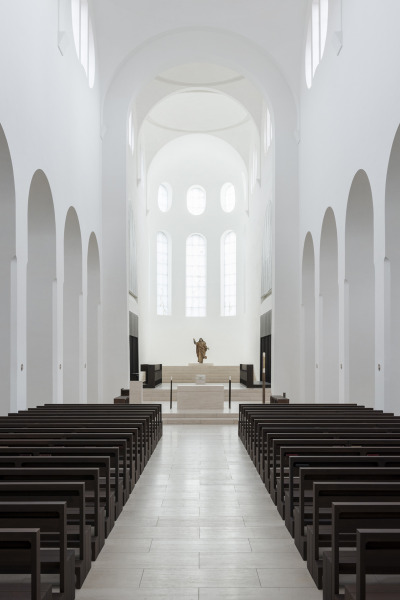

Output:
xmin=176 ymin=385 xmax=224 ymax=411
xmin=129 ymin=381 xmax=144 ymax=404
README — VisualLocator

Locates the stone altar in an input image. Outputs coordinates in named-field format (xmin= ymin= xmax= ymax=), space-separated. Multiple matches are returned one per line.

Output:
xmin=176 ymin=384 xmax=224 ymax=411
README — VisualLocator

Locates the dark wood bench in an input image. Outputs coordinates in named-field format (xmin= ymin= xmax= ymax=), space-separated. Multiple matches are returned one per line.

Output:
xmin=0 ymin=481 xmax=91 ymax=588
xmin=344 ymin=529 xmax=400 ymax=600
xmin=323 ymin=503 xmax=400 ymax=600
xmin=304 ymin=481 xmax=400 ymax=589
xmin=289 ymin=465 xmax=400 ymax=558
xmin=0 ymin=501 xmax=75 ymax=600
xmin=0 ymin=528 xmax=52 ymax=600
xmin=275 ymin=445 xmax=400 ymax=517
xmin=0 ymin=467 xmax=104 ymax=560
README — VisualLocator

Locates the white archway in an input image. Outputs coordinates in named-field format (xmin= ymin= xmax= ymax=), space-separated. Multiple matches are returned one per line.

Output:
xmin=345 ymin=170 xmax=375 ymax=407
xmin=319 ymin=208 xmax=339 ymax=403
xmin=302 ymin=232 xmax=315 ymax=403
xmin=27 ymin=170 xmax=56 ymax=407
xmin=87 ymin=233 xmax=101 ymax=403
xmin=0 ymin=124 xmax=16 ymax=415
xmin=101 ymin=28 xmax=300 ymax=401
xmin=63 ymin=207 xmax=82 ymax=404
xmin=385 ymin=125 xmax=400 ymax=413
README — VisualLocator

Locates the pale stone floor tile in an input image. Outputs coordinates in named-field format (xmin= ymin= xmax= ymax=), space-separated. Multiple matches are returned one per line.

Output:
xmin=200 ymin=551 xmax=305 ymax=569
xmin=157 ymin=517 xmax=244 ymax=528
xmin=150 ymin=539 xmax=252 ymax=552
xmin=257 ymin=567 xmax=316 ymax=587
xmin=140 ymin=568 xmax=260 ymax=588
xmin=76 ymin=590 xmax=199 ymax=600
xmin=82 ymin=566 xmax=143 ymax=589
xmin=199 ymin=589 xmax=322 ymax=600
xmin=95 ymin=551 xmax=199 ymax=568
xmin=76 ymin=425 xmax=320 ymax=598
xmin=200 ymin=526 xmax=290 ymax=539
xmin=109 ymin=526 xmax=200 ymax=539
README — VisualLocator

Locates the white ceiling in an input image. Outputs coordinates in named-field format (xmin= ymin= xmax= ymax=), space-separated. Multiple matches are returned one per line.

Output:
xmin=92 ymin=0 xmax=309 ymax=104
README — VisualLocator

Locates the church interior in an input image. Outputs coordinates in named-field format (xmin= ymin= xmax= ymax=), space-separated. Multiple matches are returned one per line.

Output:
xmin=1 ymin=1 xmax=400 ymax=598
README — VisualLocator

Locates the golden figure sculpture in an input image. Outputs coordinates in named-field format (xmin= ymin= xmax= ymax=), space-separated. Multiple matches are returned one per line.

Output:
xmin=193 ymin=338 xmax=209 ymax=363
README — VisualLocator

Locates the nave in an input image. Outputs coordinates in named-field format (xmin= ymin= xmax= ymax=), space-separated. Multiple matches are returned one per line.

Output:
xmin=76 ymin=424 xmax=321 ymax=600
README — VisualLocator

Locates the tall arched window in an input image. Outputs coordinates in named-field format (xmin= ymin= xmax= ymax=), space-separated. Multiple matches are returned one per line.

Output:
xmin=71 ymin=0 xmax=96 ymax=87
xmin=305 ymin=0 xmax=328 ymax=88
xmin=158 ymin=183 xmax=172 ymax=212
xmin=220 ymin=183 xmax=235 ymax=213
xmin=157 ymin=232 xmax=170 ymax=315
xmin=222 ymin=231 xmax=236 ymax=316
xmin=186 ymin=234 xmax=206 ymax=317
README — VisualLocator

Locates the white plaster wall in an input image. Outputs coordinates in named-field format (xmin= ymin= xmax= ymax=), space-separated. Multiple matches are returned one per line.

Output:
xmin=0 ymin=1 xmax=102 ymax=412
xmin=140 ymin=134 xmax=255 ymax=367
xmin=102 ymin=28 xmax=300 ymax=402
xmin=299 ymin=0 xmax=400 ymax=411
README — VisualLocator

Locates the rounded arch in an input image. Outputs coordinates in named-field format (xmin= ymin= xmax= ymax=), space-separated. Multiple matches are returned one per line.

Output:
xmin=345 ymin=170 xmax=375 ymax=407
xmin=87 ymin=232 xmax=100 ymax=403
xmin=27 ymin=170 xmax=56 ymax=407
xmin=302 ymin=232 xmax=315 ymax=403
xmin=319 ymin=208 xmax=339 ymax=403
xmin=0 ymin=123 xmax=16 ymax=415
xmin=63 ymin=207 xmax=83 ymax=404
xmin=385 ymin=124 xmax=400 ymax=413
xmin=103 ymin=27 xmax=298 ymax=134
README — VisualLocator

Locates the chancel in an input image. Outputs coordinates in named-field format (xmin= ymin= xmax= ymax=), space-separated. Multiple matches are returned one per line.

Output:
xmin=1 ymin=1 xmax=400 ymax=598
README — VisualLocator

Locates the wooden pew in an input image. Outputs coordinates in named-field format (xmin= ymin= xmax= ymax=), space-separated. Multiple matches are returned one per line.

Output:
xmin=344 ymin=529 xmax=400 ymax=600
xmin=0 ymin=455 xmax=113 ymax=538
xmin=268 ymin=435 xmax=400 ymax=501
xmin=0 ymin=430 xmax=138 ymax=492
xmin=288 ymin=465 xmax=400 ymax=558
xmin=304 ymin=481 xmax=400 ymax=588
xmin=0 ymin=482 xmax=91 ymax=588
xmin=0 ymin=502 xmax=75 ymax=600
xmin=323 ymin=503 xmax=400 ymax=600
xmin=0 ymin=468 xmax=104 ymax=560
xmin=275 ymin=444 xmax=400 ymax=517
xmin=0 ymin=528 xmax=52 ymax=600
xmin=0 ymin=445 xmax=122 ymax=522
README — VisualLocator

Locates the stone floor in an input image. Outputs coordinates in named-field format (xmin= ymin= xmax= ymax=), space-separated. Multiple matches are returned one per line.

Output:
xmin=76 ymin=424 xmax=322 ymax=600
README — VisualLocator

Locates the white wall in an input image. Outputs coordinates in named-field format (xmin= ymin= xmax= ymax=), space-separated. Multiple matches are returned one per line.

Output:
xmin=299 ymin=0 xmax=400 ymax=411
xmin=140 ymin=134 xmax=256 ymax=367
xmin=0 ymin=1 xmax=102 ymax=412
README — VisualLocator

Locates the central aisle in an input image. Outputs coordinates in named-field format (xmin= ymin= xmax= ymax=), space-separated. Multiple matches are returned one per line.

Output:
xmin=76 ymin=424 xmax=322 ymax=600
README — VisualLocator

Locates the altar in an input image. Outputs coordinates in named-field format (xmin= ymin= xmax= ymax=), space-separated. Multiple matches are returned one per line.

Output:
xmin=176 ymin=384 xmax=224 ymax=411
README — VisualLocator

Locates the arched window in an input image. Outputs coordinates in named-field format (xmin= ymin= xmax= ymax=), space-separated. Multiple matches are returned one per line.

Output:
xmin=264 ymin=107 xmax=273 ymax=153
xmin=221 ymin=183 xmax=235 ymax=213
xmin=128 ymin=111 xmax=134 ymax=153
xmin=305 ymin=0 xmax=328 ymax=88
xmin=186 ymin=234 xmax=206 ymax=316
xmin=71 ymin=0 xmax=96 ymax=87
xmin=187 ymin=186 xmax=206 ymax=215
xmin=156 ymin=232 xmax=170 ymax=315
xmin=158 ymin=183 xmax=172 ymax=212
xmin=222 ymin=231 xmax=236 ymax=316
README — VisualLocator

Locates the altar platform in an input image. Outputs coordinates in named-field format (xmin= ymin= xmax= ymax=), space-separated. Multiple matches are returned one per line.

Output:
xmin=141 ymin=382 xmax=270 ymax=424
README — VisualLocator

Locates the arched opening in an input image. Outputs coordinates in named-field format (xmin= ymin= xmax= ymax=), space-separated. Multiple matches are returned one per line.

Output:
xmin=319 ymin=208 xmax=339 ymax=403
xmin=345 ymin=170 xmax=375 ymax=407
xmin=27 ymin=171 xmax=56 ymax=407
xmin=0 ymin=124 xmax=16 ymax=415
xmin=63 ymin=208 xmax=82 ymax=404
xmin=87 ymin=233 xmax=100 ymax=403
xmin=385 ymin=125 xmax=400 ymax=413
xmin=302 ymin=233 xmax=315 ymax=403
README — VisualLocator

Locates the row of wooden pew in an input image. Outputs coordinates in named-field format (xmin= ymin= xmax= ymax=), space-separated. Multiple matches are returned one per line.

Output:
xmin=0 ymin=403 xmax=162 ymax=600
xmin=239 ymin=403 xmax=400 ymax=600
